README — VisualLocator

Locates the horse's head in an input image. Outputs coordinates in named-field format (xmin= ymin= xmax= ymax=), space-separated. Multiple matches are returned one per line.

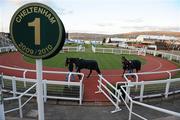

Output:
xmin=121 ymin=56 xmax=131 ymax=70
xmin=65 ymin=58 xmax=70 ymax=67
xmin=121 ymin=56 xmax=126 ymax=62
xmin=65 ymin=57 xmax=80 ymax=67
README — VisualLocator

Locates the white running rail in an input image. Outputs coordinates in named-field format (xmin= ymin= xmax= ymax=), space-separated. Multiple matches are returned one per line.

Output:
xmin=96 ymin=74 xmax=122 ymax=113
xmin=4 ymin=82 xmax=37 ymax=118
xmin=96 ymin=75 xmax=180 ymax=120
xmin=0 ymin=65 xmax=85 ymax=105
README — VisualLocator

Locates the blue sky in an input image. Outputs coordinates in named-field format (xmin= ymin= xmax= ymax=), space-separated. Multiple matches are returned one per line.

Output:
xmin=0 ymin=0 xmax=180 ymax=34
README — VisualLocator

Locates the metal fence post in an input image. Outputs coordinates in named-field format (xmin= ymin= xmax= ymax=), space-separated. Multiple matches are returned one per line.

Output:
xmin=12 ymin=77 xmax=17 ymax=97
xmin=169 ymin=54 xmax=172 ymax=61
xmin=18 ymin=98 xmax=23 ymax=118
xmin=23 ymin=70 xmax=27 ymax=88
xmin=1 ymin=73 xmax=4 ymax=88
xmin=43 ymin=80 xmax=47 ymax=103
xmin=140 ymin=81 xmax=144 ymax=102
xmin=79 ymin=80 xmax=82 ymax=105
xmin=125 ymin=84 xmax=130 ymax=103
xmin=0 ymin=74 xmax=5 ymax=120
xmin=99 ymin=75 xmax=102 ymax=91
xmin=95 ymin=75 xmax=102 ymax=93
xmin=165 ymin=81 xmax=170 ymax=99
xmin=128 ymin=101 xmax=133 ymax=120
xmin=153 ymin=51 xmax=156 ymax=56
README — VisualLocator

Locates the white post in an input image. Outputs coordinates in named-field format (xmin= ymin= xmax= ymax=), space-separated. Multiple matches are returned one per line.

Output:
xmin=125 ymin=85 xmax=130 ymax=103
xmin=1 ymin=73 xmax=4 ymax=88
xmin=0 ymin=74 xmax=5 ymax=120
xmin=165 ymin=81 xmax=170 ymax=99
xmin=169 ymin=54 xmax=172 ymax=61
xmin=153 ymin=50 xmax=156 ymax=56
xmin=12 ymin=77 xmax=17 ymax=97
xmin=128 ymin=101 xmax=133 ymax=120
xmin=36 ymin=59 xmax=44 ymax=120
xmin=18 ymin=98 xmax=23 ymax=118
xmin=23 ymin=70 xmax=27 ymax=88
xmin=79 ymin=80 xmax=82 ymax=105
xmin=95 ymin=75 xmax=102 ymax=93
xmin=140 ymin=81 xmax=144 ymax=102
xmin=43 ymin=80 xmax=47 ymax=103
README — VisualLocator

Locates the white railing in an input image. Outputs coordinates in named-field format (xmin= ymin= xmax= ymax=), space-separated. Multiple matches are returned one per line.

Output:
xmin=0 ymin=46 xmax=17 ymax=53
xmin=146 ymin=50 xmax=180 ymax=62
xmin=60 ymin=46 xmax=85 ymax=53
xmin=0 ymin=65 xmax=84 ymax=105
xmin=92 ymin=45 xmax=96 ymax=53
xmin=123 ymin=69 xmax=180 ymax=102
xmin=4 ymin=81 xmax=37 ymax=118
xmin=124 ymin=68 xmax=180 ymax=83
xmin=92 ymin=46 xmax=146 ymax=56
xmin=96 ymin=74 xmax=122 ymax=113
xmin=120 ymin=85 xmax=180 ymax=120
xmin=96 ymin=74 xmax=180 ymax=120
xmin=0 ymin=64 xmax=84 ymax=79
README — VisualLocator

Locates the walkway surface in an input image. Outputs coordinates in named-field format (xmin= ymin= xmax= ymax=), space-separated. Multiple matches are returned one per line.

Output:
xmin=4 ymin=94 xmax=180 ymax=120
xmin=0 ymin=52 xmax=178 ymax=102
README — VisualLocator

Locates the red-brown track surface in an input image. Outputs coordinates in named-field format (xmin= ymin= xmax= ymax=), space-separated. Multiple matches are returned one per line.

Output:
xmin=0 ymin=52 xmax=178 ymax=102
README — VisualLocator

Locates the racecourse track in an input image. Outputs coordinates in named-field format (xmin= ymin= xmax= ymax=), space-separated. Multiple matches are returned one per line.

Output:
xmin=0 ymin=52 xmax=178 ymax=102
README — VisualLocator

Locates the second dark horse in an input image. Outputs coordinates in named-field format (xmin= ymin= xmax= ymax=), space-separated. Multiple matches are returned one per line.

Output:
xmin=65 ymin=58 xmax=101 ymax=78
xmin=121 ymin=56 xmax=141 ymax=76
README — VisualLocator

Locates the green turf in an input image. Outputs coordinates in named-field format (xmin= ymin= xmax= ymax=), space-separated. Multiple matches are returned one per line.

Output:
xmin=24 ymin=52 xmax=146 ymax=70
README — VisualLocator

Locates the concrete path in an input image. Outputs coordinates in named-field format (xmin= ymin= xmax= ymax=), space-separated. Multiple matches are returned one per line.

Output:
xmin=4 ymin=94 xmax=180 ymax=120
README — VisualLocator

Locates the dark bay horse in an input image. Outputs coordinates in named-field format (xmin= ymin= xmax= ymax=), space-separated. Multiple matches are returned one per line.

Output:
xmin=121 ymin=57 xmax=141 ymax=76
xmin=65 ymin=57 xmax=101 ymax=78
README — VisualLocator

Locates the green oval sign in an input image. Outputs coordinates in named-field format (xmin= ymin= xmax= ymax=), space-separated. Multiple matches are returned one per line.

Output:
xmin=10 ymin=3 xmax=65 ymax=59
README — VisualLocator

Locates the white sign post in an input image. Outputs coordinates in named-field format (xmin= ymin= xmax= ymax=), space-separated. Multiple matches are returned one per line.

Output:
xmin=10 ymin=3 xmax=65 ymax=120
xmin=36 ymin=59 xmax=44 ymax=120
xmin=0 ymin=75 xmax=5 ymax=120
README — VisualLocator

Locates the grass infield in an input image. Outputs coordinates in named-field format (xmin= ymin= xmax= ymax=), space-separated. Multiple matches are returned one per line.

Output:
xmin=24 ymin=52 xmax=146 ymax=70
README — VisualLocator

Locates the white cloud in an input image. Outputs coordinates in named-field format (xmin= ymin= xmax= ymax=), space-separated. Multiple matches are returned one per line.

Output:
xmin=1 ymin=0 xmax=180 ymax=34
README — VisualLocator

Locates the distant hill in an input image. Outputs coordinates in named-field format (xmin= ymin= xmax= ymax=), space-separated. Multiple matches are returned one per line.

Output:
xmin=69 ymin=31 xmax=180 ymax=41
xmin=113 ymin=31 xmax=180 ymax=38
xmin=68 ymin=33 xmax=110 ymax=41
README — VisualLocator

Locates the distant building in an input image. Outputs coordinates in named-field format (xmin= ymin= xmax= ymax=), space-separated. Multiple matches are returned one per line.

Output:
xmin=136 ymin=35 xmax=177 ymax=44
xmin=0 ymin=32 xmax=13 ymax=47
xmin=107 ymin=37 xmax=127 ymax=43
xmin=136 ymin=35 xmax=179 ymax=50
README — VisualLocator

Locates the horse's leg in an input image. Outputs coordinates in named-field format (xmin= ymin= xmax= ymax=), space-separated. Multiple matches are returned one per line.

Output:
xmin=122 ymin=69 xmax=125 ymax=77
xmin=76 ymin=68 xmax=81 ymax=80
xmin=87 ymin=69 xmax=92 ymax=78
xmin=96 ymin=67 xmax=101 ymax=75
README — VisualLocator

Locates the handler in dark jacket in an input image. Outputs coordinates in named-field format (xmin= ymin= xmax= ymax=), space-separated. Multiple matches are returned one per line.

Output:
xmin=66 ymin=61 xmax=75 ymax=81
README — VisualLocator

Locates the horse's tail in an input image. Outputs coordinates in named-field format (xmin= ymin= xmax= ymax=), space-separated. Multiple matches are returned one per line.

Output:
xmin=96 ymin=67 xmax=101 ymax=75
xmin=95 ymin=62 xmax=101 ymax=74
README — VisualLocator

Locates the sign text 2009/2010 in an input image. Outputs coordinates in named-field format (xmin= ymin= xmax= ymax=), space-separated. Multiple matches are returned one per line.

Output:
xmin=18 ymin=42 xmax=53 ymax=56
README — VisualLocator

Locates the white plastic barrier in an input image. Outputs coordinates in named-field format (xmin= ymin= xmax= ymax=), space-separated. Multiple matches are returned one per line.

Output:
xmin=123 ymin=69 xmax=180 ymax=101
xmin=92 ymin=46 xmax=146 ymax=56
xmin=120 ymin=85 xmax=180 ymax=120
xmin=60 ymin=46 xmax=85 ymax=53
xmin=0 ymin=65 xmax=84 ymax=105
xmin=96 ymin=74 xmax=122 ymax=113
xmin=146 ymin=50 xmax=180 ymax=62
xmin=96 ymin=74 xmax=180 ymax=120
xmin=0 ymin=75 xmax=5 ymax=120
